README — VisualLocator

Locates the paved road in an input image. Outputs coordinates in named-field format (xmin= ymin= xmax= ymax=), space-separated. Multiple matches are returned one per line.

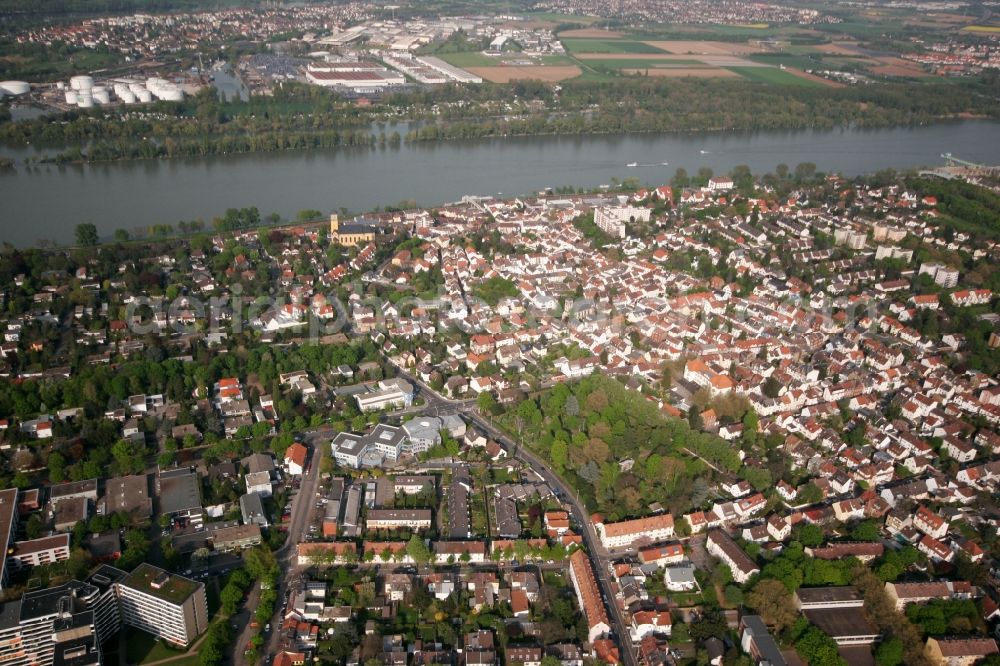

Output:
xmin=386 ymin=361 xmax=637 ymax=666
xmin=249 ymin=432 xmax=326 ymax=663
xmin=231 ymin=581 xmax=261 ymax=666
xmin=470 ymin=411 xmax=639 ymax=666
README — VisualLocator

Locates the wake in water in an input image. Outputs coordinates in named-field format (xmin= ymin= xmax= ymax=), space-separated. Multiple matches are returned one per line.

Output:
xmin=626 ymin=162 xmax=669 ymax=168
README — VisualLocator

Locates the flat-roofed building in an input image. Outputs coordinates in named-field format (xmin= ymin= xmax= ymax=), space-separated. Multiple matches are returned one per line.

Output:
xmin=8 ymin=534 xmax=70 ymax=570
xmin=355 ymin=379 xmax=413 ymax=413
xmin=245 ymin=471 xmax=273 ymax=497
xmin=104 ymin=475 xmax=152 ymax=523
xmin=366 ymin=509 xmax=432 ymax=531
xmin=157 ymin=468 xmax=203 ymax=529
xmin=394 ymin=475 xmax=435 ymax=495
xmin=86 ymin=565 xmax=126 ymax=643
xmin=49 ymin=480 xmax=98 ymax=507
xmin=53 ymin=497 xmax=88 ymax=533
xmin=795 ymin=586 xmax=878 ymax=645
xmin=117 ymin=564 xmax=208 ymax=646
xmin=15 ymin=581 xmax=104 ymax=666
xmin=0 ymin=488 xmax=18 ymax=591
xmin=210 ymin=524 xmax=262 ymax=552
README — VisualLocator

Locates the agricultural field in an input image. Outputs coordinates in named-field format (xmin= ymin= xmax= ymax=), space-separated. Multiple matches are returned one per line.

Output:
xmin=467 ymin=65 xmax=583 ymax=83
xmin=961 ymin=25 xmax=1000 ymax=33
xmin=621 ymin=68 xmax=740 ymax=78
xmin=868 ymin=56 xmax=934 ymax=78
xmin=558 ymin=28 xmax=624 ymax=39
xmin=578 ymin=58 xmax=705 ymax=69
xmin=747 ymin=52 xmax=824 ymax=71
xmin=435 ymin=51 xmax=502 ymax=68
xmin=727 ymin=66 xmax=827 ymax=87
xmin=560 ymin=38 xmax=668 ymax=54
xmin=639 ymin=40 xmax=763 ymax=55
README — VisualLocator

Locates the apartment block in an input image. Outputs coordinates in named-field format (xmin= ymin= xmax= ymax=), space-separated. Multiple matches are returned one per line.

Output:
xmin=117 ymin=564 xmax=208 ymax=646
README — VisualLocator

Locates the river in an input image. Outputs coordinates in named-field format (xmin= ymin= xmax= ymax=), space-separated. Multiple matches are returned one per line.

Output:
xmin=1 ymin=120 xmax=999 ymax=247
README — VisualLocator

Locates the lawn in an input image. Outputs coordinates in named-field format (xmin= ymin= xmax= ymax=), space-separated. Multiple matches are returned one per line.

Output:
xmin=560 ymin=38 xmax=668 ymax=54
xmin=580 ymin=58 xmax=705 ymax=68
xmin=728 ymin=66 xmax=826 ymax=86
xmin=124 ymin=628 xmax=189 ymax=664
xmin=962 ymin=25 xmax=1000 ymax=33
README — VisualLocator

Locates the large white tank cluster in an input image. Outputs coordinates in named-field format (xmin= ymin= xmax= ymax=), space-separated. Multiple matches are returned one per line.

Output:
xmin=64 ymin=75 xmax=184 ymax=108
xmin=92 ymin=86 xmax=110 ymax=105
xmin=69 ymin=75 xmax=94 ymax=91
xmin=144 ymin=77 xmax=185 ymax=101
xmin=64 ymin=76 xmax=184 ymax=109
xmin=0 ymin=81 xmax=30 ymax=96
xmin=114 ymin=83 xmax=136 ymax=104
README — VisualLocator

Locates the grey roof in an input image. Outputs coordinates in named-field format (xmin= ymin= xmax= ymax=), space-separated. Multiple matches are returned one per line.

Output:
xmin=741 ymin=615 xmax=786 ymax=666
xmin=369 ymin=423 xmax=407 ymax=448
xmin=158 ymin=467 xmax=202 ymax=515
xmin=0 ymin=600 xmax=21 ymax=630
xmin=242 ymin=453 xmax=275 ymax=475
xmin=240 ymin=493 xmax=267 ymax=525
xmin=402 ymin=417 xmax=442 ymax=442
xmin=332 ymin=432 xmax=367 ymax=457
xmin=105 ymin=474 xmax=152 ymax=518
xmin=664 ymin=564 xmax=697 ymax=584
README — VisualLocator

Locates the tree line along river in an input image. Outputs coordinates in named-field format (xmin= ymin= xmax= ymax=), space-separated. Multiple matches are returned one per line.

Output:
xmin=1 ymin=120 xmax=999 ymax=247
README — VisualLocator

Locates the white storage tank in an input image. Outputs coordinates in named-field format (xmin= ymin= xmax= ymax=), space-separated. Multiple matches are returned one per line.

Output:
xmin=64 ymin=90 xmax=78 ymax=105
xmin=119 ymin=89 xmax=137 ymax=104
xmin=136 ymin=89 xmax=153 ymax=103
xmin=77 ymin=90 xmax=94 ymax=108
xmin=70 ymin=75 xmax=94 ymax=91
xmin=92 ymin=86 xmax=110 ymax=104
xmin=0 ymin=81 xmax=30 ymax=96
xmin=128 ymin=82 xmax=145 ymax=95
xmin=157 ymin=87 xmax=184 ymax=102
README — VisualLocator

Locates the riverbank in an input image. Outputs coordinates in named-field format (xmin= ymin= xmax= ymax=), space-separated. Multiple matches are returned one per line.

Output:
xmin=2 ymin=120 xmax=999 ymax=247
xmin=20 ymin=111 xmax=1000 ymax=167
xmin=3 ymin=77 xmax=999 ymax=165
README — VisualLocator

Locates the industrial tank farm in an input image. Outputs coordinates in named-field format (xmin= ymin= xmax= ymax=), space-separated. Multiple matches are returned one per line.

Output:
xmin=57 ymin=75 xmax=186 ymax=108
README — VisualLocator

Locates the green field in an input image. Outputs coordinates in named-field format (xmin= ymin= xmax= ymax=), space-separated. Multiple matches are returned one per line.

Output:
xmin=728 ymin=66 xmax=826 ymax=86
xmin=560 ymin=38 xmax=668 ymax=54
xmin=748 ymin=52 xmax=824 ymax=70
xmin=435 ymin=51 xmax=501 ymax=67
xmin=527 ymin=11 xmax=602 ymax=24
xmin=581 ymin=58 xmax=705 ymax=68
xmin=436 ymin=52 xmax=575 ymax=68
xmin=538 ymin=54 xmax=578 ymax=65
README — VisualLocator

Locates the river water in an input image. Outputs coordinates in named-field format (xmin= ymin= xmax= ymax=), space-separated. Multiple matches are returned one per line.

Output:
xmin=1 ymin=120 xmax=999 ymax=246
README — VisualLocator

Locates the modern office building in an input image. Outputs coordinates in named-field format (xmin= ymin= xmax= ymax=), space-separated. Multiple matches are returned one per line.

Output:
xmin=116 ymin=563 xmax=209 ymax=646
